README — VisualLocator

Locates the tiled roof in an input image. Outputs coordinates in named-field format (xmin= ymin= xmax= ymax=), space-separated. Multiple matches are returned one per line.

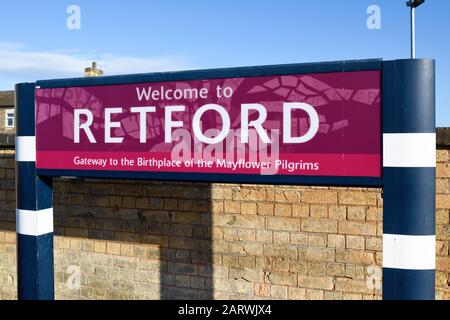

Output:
xmin=0 ymin=91 xmax=14 ymax=107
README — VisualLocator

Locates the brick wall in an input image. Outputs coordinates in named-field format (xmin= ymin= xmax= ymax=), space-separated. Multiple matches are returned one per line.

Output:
xmin=0 ymin=144 xmax=449 ymax=300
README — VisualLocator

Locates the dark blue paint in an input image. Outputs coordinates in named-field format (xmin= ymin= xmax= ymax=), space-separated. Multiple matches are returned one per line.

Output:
xmin=16 ymin=162 xmax=37 ymax=211
xmin=15 ymin=81 xmax=54 ymax=300
xmin=37 ymin=169 xmax=383 ymax=188
xmin=383 ymin=268 xmax=435 ymax=300
xmin=17 ymin=233 xmax=54 ymax=300
xmin=36 ymin=176 xmax=53 ymax=211
xmin=36 ymin=59 xmax=382 ymax=89
xmin=382 ymin=59 xmax=436 ymax=300
xmin=383 ymin=59 xmax=436 ymax=134
xmin=383 ymin=167 xmax=436 ymax=235
xmin=16 ymin=162 xmax=53 ymax=211
xmin=15 ymin=83 xmax=36 ymax=136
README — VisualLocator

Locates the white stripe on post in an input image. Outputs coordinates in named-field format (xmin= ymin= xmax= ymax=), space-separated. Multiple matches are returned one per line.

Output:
xmin=15 ymin=136 xmax=36 ymax=162
xmin=383 ymin=234 xmax=436 ymax=270
xmin=16 ymin=208 xmax=54 ymax=236
xmin=383 ymin=133 xmax=436 ymax=168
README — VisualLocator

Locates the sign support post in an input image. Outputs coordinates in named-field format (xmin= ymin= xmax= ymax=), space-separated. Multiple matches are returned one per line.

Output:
xmin=382 ymin=59 xmax=436 ymax=300
xmin=15 ymin=83 xmax=54 ymax=300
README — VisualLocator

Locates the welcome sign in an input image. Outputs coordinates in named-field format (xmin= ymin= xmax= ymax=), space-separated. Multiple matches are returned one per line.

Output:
xmin=17 ymin=59 xmax=436 ymax=301
xmin=35 ymin=63 xmax=381 ymax=185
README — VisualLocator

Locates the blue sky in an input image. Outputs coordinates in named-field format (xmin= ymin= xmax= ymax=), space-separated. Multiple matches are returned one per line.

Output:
xmin=0 ymin=0 xmax=448 ymax=126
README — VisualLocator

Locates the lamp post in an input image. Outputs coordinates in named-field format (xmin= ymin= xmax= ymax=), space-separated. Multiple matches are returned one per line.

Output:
xmin=407 ymin=0 xmax=425 ymax=59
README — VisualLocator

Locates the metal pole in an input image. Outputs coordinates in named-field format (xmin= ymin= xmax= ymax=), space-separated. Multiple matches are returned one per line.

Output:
xmin=15 ymin=83 xmax=55 ymax=300
xmin=411 ymin=6 xmax=416 ymax=58
xmin=382 ymin=59 xmax=436 ymax=300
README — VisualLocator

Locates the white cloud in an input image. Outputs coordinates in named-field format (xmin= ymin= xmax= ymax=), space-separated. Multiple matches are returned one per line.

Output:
xmin=0 ymin=43 xmax=190 ymax=89
xmin=0 ymin=42 xmax=26 ymax=51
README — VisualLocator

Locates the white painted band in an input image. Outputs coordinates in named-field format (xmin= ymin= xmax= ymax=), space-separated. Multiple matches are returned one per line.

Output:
xmin=383 ymin=133 xmax=436 ymax=168
xmin=383 ymin=234 xmax=435 ymax=270
xmin=16 ymin=208 xmax=53 ymax=236
xmin=15 ymin=136 xmax=36 ymax=162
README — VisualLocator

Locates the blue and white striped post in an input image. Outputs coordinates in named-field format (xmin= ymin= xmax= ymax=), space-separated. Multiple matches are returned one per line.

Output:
xmin=382 ymin=59 xmax=436 ymax=300
xmin=15 ymin=83 xmax=54 ymax=300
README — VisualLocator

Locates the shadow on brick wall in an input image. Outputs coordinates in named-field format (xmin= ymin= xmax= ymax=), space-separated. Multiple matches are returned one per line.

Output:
xmin=52 ymin=178 xmax=214 ymax=300
xmin=0 ymin=147 xmax=15 ymax=233
xmin=0 ymin=141 xmax=215 ymax=299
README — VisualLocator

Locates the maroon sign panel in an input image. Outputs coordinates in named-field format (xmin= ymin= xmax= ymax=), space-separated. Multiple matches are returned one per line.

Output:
xmin=35 ymin=71 xmax=381 ymax=178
